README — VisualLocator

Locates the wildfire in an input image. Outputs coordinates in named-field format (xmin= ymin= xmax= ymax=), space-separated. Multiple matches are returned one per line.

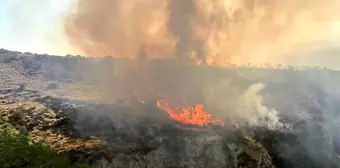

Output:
xmin=156 ymin=99 xmax=224 ymax=126
xmin=66 ymin=0 xmax=340 ymax=67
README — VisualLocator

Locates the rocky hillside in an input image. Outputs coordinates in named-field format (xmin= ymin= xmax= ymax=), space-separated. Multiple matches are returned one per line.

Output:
xmin=0 ymin=48 xmax=339 ymax=168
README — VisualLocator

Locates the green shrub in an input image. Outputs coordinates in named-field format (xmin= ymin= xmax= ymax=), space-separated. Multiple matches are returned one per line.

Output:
xmin=0 ymin=124 xmax=89 ymax=168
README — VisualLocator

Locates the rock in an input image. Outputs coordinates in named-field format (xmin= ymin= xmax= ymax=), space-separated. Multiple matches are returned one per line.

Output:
xmin=94 ymin=133 xmax=274 ymax=168
xmin=253 ymin=124 xmax=340 ymax=168
xmin=47 ymin=83 xmax=58 ymax=90
xmin=9 ymin=109 xmax=24 ymax=124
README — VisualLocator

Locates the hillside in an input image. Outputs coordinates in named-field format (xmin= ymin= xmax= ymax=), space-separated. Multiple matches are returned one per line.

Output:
xmin=0 ymin=48 xmax=340 ymax=168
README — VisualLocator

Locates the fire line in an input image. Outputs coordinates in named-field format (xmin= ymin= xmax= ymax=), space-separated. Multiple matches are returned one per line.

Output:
xmin=156 ymin=99 xmax=224 ymax=126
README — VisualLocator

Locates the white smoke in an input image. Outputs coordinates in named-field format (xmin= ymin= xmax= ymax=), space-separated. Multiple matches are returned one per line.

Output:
xmin=233 ymin=83 xmax=282 ymax=129
xmin=203 ymin=80 xmax=283 ymax=129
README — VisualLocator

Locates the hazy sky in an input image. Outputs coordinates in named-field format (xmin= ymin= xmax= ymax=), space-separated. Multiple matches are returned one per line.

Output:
xmin=0 ymin=0 xmax=73 ymax=55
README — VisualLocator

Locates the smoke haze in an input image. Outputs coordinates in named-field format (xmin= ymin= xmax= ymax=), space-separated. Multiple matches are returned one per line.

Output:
xmin=61 ymin=0 xmax=340 ymax=131
xmin=65 ymin=0 xmax=340 ymax=66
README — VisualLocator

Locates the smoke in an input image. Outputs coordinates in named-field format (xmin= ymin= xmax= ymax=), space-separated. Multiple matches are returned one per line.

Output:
xmin=64 ymin=0 xmax=340 ymax=66
xmin=62 ymin=0 xmax=340 ymax=130
xmin=202 ymin=79 xmax=283 ymax=129
xmin=233 ymin=83 xmax=282 ymax=129
xmin=64 ymin=0 xmax=177 ymax=58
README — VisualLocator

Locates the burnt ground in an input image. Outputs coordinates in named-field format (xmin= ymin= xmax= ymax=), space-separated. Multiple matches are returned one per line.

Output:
xmin=0 ymin=88 xmax=275 ymax=168
xmin=0 ymin=49 xmax=340 ymax=168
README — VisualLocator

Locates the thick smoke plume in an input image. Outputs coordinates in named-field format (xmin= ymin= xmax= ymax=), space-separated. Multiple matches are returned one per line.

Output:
xmin=62 ymin=0 xmax=340 ymax=130
xmin=65 ymin=0 xmax=340 ymax=65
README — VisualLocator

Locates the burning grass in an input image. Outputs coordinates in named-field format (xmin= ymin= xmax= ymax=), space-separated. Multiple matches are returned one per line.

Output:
xmin=157 ymin=99 xmax=224 ymax=126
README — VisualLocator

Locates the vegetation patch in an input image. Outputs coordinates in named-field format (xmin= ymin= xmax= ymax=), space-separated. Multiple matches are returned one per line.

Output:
xmin=0 ymin=123 xmax=89 ymax=168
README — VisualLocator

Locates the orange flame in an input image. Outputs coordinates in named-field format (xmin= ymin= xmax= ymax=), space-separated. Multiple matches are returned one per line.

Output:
xmin=157 ymin=99 xmax=224 ymax=126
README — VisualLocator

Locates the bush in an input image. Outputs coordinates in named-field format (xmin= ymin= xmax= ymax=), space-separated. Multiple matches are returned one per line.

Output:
xmin=0 ymin=124 xmax=89 ymax=168
xmin=2 ymin=55 xmax=19 ymax=63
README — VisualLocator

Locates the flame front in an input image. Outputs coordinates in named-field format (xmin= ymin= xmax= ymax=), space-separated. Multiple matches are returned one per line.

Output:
xmin=157 ymin=99 xmax=224 ymax=126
